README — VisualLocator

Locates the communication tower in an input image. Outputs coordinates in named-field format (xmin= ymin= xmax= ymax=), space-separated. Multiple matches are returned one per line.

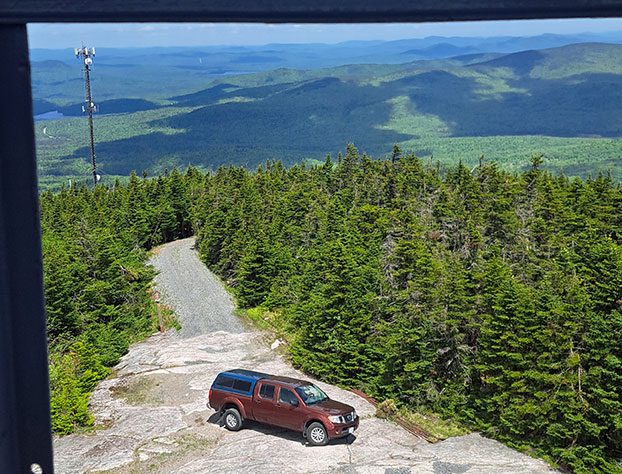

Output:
xmin=75 ymin=46 xmax=99 ymax=186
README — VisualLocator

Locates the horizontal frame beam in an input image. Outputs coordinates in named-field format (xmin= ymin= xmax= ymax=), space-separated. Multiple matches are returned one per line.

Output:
xmin=1 ymin=0 xmax=622 ymax=23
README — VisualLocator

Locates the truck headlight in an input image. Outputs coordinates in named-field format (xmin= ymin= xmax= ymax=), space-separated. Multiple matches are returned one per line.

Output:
xmin=328 ymin=415 xmax=343 ymax=424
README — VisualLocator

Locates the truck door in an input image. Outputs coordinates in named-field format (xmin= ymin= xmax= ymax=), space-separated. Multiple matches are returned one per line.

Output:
xmin=253 ymin=382 xmax=276 ymax=423
xmin=275 ymin=387 xmax=304 ymax=431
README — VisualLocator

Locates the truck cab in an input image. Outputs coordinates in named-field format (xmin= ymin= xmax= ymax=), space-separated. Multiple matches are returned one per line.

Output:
xmin=208 ymin=369 xmax=359 ymax=446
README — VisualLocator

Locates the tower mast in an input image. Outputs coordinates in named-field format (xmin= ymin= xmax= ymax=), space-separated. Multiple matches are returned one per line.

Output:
xmin=75 ymin=46 xmax=98 ymax=186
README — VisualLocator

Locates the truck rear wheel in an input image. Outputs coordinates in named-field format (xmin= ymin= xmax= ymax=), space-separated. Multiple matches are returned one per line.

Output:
xmin=306 ymin=422 xmax=328 ymax=446
xmin=223 ymin=407 xmax=242 ymax=431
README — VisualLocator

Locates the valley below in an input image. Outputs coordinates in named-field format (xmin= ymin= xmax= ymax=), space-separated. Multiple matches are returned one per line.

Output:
xmin=33 ymin=40 xmax=622 ymax=189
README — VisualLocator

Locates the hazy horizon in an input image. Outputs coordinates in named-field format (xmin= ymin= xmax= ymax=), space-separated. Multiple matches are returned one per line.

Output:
xmin=28 ymin=19 xmax=622 ymax=49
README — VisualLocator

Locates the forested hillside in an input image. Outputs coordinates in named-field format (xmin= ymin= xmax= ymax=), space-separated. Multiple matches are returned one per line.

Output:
xmin=35 ymin=42 xmax=622 ymax=188
xmin=192 ymin=148 xmax=621 ymax=472
xmin=41 ymin=171 xmax=193 ymax=433
xmin=44 ymin=152 xmax=621 ymax=471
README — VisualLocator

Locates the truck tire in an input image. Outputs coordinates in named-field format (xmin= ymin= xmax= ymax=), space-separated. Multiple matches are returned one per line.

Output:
xmin=306 ymin=422 xmax=328 ymax=446
xmin=223 ymin=407 xmax=243 ymax=431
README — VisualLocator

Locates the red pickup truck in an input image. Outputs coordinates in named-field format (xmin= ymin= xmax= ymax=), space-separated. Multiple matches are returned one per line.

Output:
xmin=208 ymin=369 xmax=359 ymax=446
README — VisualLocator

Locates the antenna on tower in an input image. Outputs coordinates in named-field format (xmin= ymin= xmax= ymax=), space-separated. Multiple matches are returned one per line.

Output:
xmin=75 ymin=45 xmax=99 ymax=186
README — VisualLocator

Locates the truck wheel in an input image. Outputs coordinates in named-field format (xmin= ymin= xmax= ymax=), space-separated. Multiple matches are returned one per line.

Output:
xmin=306 ymin=422 xmax=328 ymax=446
xmin=223 ymin=408 xmax=243 ymax=431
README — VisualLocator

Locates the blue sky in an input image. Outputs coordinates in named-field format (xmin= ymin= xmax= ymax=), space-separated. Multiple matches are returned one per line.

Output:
xmin=28 ymin=19 xmax=622 ymax=49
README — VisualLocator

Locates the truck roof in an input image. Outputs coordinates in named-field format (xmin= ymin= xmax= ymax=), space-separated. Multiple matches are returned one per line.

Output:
xmin=222 ymin=369 xmax=310 ymax=387
xmin=263 ymin=375 xmax=309 ymax=387
xmin=226 ymin=369 xmax=271 ymax=380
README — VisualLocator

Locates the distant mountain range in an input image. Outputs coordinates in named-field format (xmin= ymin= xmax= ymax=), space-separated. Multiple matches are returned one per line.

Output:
xmin=31 ymin=34 xmax=622 ymax=186
xmin=30 ymin=31 xmax=622 ymax=108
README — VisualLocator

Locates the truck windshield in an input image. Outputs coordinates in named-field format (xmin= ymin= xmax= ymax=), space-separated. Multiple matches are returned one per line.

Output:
xmin=295 ymin=384 xmax=328 ymax=405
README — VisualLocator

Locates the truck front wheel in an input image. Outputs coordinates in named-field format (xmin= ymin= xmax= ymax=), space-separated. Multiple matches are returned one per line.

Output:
xmin=223 ymin=408 xmax=243 ymax=431
xmin=306 ymin=422 xmax=328 ymax=446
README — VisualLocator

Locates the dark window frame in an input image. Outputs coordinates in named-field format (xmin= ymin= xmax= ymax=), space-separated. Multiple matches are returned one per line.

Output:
xmin=1 ymin=2 xmax=620 ymax=473
xmin=3 ymin=1 xmax=622 ymax=23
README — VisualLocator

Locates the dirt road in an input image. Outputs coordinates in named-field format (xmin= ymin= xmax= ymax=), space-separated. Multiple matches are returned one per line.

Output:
xmin=149 ymin=238 xmax=245 ymax=336
xmin=53 ymin=238 xmax=555 ymax=473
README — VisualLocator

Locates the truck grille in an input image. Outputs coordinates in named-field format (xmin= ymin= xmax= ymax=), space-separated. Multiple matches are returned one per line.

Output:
xmin=344 ymin=412 xmax=355 ymax=423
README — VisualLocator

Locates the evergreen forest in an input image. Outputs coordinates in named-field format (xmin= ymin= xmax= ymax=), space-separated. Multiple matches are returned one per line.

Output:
xmin=41 ymin=171 xmax=192 ymax=434
xmin=42 ymin=149 xmax=621 ymax=472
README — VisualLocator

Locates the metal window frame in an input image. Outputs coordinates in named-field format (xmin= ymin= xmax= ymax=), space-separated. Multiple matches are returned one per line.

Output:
xmin=3 ymin=1 xmax=622 ymax=23
xmin=1 ymin=2 xmax=621 ymax=473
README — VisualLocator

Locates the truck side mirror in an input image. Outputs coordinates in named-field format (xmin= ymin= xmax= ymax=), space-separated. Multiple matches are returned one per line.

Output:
xmin=290 ymin=398 xmax=299 ymax=407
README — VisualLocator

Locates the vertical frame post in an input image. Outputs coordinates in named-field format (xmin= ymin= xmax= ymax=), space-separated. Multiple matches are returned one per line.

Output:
xmin=0 ymin=24 xmax=54 ymax=474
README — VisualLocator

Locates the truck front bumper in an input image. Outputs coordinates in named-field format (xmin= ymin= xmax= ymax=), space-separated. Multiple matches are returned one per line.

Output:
xmin=327 ymin=416 xmax=359 ymax=439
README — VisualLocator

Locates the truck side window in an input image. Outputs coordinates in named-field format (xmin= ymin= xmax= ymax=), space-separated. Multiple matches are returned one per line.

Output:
xmin=216 ymin=376 xmax=235 ymax=388
xmin=278 ymin=388 xmax=297 ymax=404
xmin=233 ymin=379 xmax=252 ymax=393
xmin=259 ymin=383 xmax=275 ymax=400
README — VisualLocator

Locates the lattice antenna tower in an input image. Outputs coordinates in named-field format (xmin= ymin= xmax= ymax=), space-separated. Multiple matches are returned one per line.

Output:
xmin=75 ymin=45 xmax=99 ymax=186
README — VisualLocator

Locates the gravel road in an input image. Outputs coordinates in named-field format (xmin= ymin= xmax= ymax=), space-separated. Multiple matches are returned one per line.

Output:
xmin=149 ymin=237 xmax=245 ymax=336
xmin=53 ymin=238 xmax=556 ymax=474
